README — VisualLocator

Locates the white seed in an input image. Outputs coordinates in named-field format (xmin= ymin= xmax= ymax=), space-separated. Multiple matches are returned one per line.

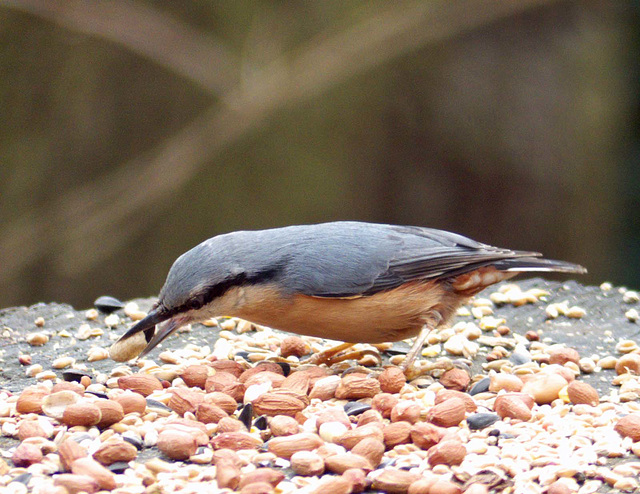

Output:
xmin=625 ymin=309 xmax=639 ymax=323
xmin=471 ymin=306 xmax=493 ymax=318
xmin=613 ymin=477 xmax=638 ymax=491
xmin=477 ymin=336 xmax=515 ymax=349
xmin=35 ymin=371 xmax=57 ymax=381
xmin=95 ymin=373 xmax=108 ymax=384
xmin=318 ymin=421 xmax=348 ymax=443
xmin=438 ymin=328 xmax=455 ymax=341
xmin=600 ymin=282 xmax=613 ymax=291
xmin=462 ymin=338 xmax=480 ymax=358
xmin=52 ymin=357 xmax=75 ymax=369
xmin=26 ymin=332 xmax=49 ymax=346
xmin=613 ymin=374 xmax=634 ymax=387
xmin=244 ymin=382 xmax=271 ymax=403
xmin=219 ymin=330 xmax=236 ymax=341
xmin=526 ymin=288 xmax=550 ymax=299
xmin=136 ymin=362 xmax=158 ymax=374
xmin=478 ymin=316 xmax=505 ymax=330
xmin=85 ymin=308 xmax=99 ymax=320
xmin=517 ymin=294 xmax=540 ymax=306
xmin=579 ymin=358 xmax=597 ymax=373
xmin=561 ymin=362 xmax=580 ymax=378
xmin=26 ymin=364 xmax=43 ymax=377
xmin=599 ymin=356 xmax=618 ymax=369
xmin=566 ymin=306 xmax=586 ymax=319
xmin=463 ymin=324 xmax=482 ymax=340
xmin=87 ymin=347 xmax=109 ymax=362
xmin=2 ymin=422 xmax=17 ymax=436
xmin=443 ymin=334 xmax=467 ymax=355
xmin=34 ymin=317 xmax=45 ymax=327
xmin=489 ymin=291 xmax=509 ymax=304
xmin=127 ymin=309 xmax=148 ymax=321
xmin=359 ymin=354 xmax=380 ymax=367
xmin=106 ymin=377 xmax=120 ymax=388
xmin=152 ymin=369 xmax=178 ymax=382
xmin=77 ymin=323 xmax=103 ymax=340
xmin=159 ymin=351 xmax=180 ymax=364
xmin=579 ymin=480 xmax=604 ymax=494
xmin=623 ymin=291 xmax=640 ymax=304
xmin=426 ymin=332 xmax=441 ymax=345
xmin=613 ymin=464 xmax=640 ymax=477
xmin=218 ymin=319 xmax=236 ymax=331
xmin=456 ymin=307 xmax=471 ymax=317
xmin=466 ymin=439 xmax=488 ymax=454
xmin=123 ymin=301 xmax=140 ymax=316
xmin=190 ymin=447 xmax=214 ymax=464
xmin=499 ymin=284 xmax=519 ymax=294
xmin=37 ymin=416 xmax=55 ymax=437
xmin=616 ymin=340 xmax=639 ymax=354
xmin=421 ymin=344 xmax=441 ymax=357
xmin=213 ymin=338 xmax=234 ymax=360
xmin=248 ymin=352 xmax=267 ymax=362
xmin=86 ymin=383 xmax=107 ymax=394
xmin=236 ymin=320 xmax=256 ymax=334
xmin=5 ymin=482 xmax=27 ymax=494
xmin=621 ymin=392 xmax=640 ymax=402
xmin=554 ymin=478 xmax=579 ymax=491
xmin=144 ymin=428 xmax=159 ymax=447
xmin=546 ymin=301 xmax=569 ymax=319
xmin=274 ymin=457 xmax=291 ymax=469
xmin=104 ymin=314 xmax=120 ymax=327
xmin=42 ymin=390 xmax=81 ymax=419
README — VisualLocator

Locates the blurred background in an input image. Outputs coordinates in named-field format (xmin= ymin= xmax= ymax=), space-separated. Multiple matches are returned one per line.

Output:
xmin=0 ymin=0 xmax=638 ymax=309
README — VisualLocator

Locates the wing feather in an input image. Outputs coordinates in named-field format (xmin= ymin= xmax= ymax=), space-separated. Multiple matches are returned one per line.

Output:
xmin=224 ymin=222 xmax=582 ymax=299
xmin=283 ymin=223 xmax=542 ymax=297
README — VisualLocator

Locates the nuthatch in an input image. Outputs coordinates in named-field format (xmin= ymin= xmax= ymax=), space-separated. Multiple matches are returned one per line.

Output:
xmin=109 ymin=221 xmax=586 ymax=369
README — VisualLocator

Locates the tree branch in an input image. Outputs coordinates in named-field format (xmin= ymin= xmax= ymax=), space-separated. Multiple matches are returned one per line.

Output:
xmin=0 ymin=0 xmax=238 ymax=94
xmin=0 ymin=0 xmax=560 ymax=281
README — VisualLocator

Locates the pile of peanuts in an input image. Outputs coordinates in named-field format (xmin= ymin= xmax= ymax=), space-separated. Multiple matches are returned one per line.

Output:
xmin=2 ymin=282 xmax=640 ymax=493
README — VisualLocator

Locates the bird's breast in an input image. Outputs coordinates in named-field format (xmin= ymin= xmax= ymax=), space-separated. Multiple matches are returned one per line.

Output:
xmin=226 ymin=281 xmax=462 ymax=343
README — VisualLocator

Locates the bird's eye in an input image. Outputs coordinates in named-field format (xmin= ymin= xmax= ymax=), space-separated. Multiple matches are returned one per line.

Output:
xmin=188 ymin=297 xmax=203 ymax=311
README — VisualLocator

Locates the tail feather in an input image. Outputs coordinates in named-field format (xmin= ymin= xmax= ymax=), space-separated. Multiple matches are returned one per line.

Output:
xmin=492 ymin=257 xmax=587 ymax=274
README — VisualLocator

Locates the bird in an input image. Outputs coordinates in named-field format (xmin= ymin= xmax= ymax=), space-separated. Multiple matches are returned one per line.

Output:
xmin=109 ymin=221 xmax=586 ymax=371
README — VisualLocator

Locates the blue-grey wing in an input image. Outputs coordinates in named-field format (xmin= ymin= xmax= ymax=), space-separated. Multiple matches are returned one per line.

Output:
xmin=279 ymin=222 xmax=533 ymax=298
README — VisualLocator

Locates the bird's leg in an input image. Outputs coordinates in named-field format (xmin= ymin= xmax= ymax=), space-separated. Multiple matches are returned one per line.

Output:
xmin=401 ymin=311 xmax=443 ymax=379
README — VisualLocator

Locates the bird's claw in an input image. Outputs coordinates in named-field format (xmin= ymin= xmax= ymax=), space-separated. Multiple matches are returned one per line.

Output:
xmin=301 ymin=343 xmax=382 ymax=367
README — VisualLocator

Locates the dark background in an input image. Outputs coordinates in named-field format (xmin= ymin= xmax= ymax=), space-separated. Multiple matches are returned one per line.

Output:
xmin=0 ymin=0 xmax=638 ymax=310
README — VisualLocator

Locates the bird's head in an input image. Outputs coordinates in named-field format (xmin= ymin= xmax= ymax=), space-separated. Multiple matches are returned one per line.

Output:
xmin=109 ymin=238 xmax=247 ymax=361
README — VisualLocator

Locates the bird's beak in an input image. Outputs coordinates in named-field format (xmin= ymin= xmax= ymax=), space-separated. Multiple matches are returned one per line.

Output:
xmin=137 ymin=316 xmax=186 ymax=359
xmin=110 ymin=305 xmax=189 ymax=361
xmin=117 ymin=305 xmax=171 ymax=344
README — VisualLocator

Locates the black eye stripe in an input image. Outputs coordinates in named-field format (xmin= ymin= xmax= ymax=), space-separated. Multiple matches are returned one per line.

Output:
xmin=177 ymin=264 xmax=284 ymax=313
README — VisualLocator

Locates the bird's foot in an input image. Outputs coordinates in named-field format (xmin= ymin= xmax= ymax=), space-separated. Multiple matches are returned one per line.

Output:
xmin=399 ymin=312 xmax=443 ymax=378
xmin=302 ymin=342 xmax=382 ymax=367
